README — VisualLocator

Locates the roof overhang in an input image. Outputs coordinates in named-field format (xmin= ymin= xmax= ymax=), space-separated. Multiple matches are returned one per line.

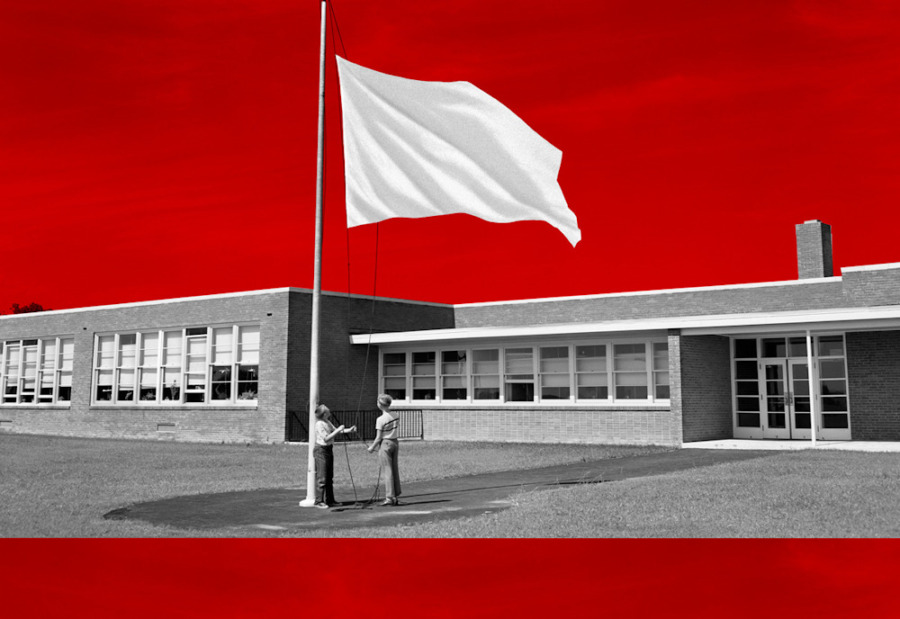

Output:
xmin=349 ymin=305 xmax=900 ymax=345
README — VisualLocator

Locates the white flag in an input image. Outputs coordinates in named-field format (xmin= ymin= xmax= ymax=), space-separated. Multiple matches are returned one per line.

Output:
xmin=336 ymin=57 xmax=581 ymax=247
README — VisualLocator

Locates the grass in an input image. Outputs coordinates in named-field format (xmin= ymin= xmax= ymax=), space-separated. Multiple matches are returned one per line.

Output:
xmin=0 ymin=433 xmax=665 ymax=537
xmin=2 ymin=433 xmax=899 ymax=537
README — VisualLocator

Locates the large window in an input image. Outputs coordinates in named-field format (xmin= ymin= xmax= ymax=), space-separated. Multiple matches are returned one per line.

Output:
xmin=92 ymin=325 xmax=259 ymax=405
xmin=380 ymin=339 xmax=669 ymax=405
xmin=540 ymin=346 xmax=570 ymax=400
xmin=1 ymin=337 xmax=74 ymax=405
xmin=441 ymin=350 xmax=468 ymax=401
xmin=505 ymin=347 xmax=534 ymax=402
xmin=731 ymin=334 xmax=850 ymax=433
xmin=613 ymin=343 xmax=648 ymax=400
xmin=472 ymin=349 xmax=500 ymax=400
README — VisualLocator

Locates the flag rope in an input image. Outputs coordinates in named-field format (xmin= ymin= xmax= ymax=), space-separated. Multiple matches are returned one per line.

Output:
xmin=325 ymin=0 xmax=385 ymax=509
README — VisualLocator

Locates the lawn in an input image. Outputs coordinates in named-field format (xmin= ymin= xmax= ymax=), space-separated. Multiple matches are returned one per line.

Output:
xmin=2 ymin=433 xmax=898 ymax=537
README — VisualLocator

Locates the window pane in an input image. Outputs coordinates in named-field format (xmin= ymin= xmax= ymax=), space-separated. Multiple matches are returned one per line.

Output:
xmin=822 ymin=413 xmax=849 ymax=428
xmin=163 ymin=331 xmax=183 ymax=366
xmin=735 ymin=360 xmax=757 ymax=380
xmin=442 ymin=350 xmax=467 ymax=375
xmin=789 ymin=337 xmax=807 ymax=357
xmin=615 ymin=385 xmax=648 ymax=399
xmin=412 ymin=351 xmax=435 ymax=376
xmin=737 ymin=412 xmax=760 ymax=426
xmin=238 ymin=326 xmax=260 ymax=364
xmin=211 ymin=365 xmax=232 ymax=401
xmin=506 ymin=382 xmax=534 ymax=402
xmin=820 ymin=380 xmax=846 ymax=396
xmin=614 ymin=344 xmax=645 ymax=371
xmin=819 ymin=359 xmax=845 ymax=379
xmin=59 ymin=339 xmax=74 ymax=371
xmin=736 ymin=381 xmax=759 ymax=396
xmin=139 ymin=368 xmax=158 ymax=402
xmin=762 ymin=338 xmax=786 ymax=358
xmin=473 ymin=375 xmax=499 ymax=400
xmin=734 ymin=339 xmax=757 ymax=359
xmin=141 ymin=332 xmax=159 ymax=366
xmin=212 ymin=327 xmax=233 ymax=365
xmin=822 ymin=396 xmax=848 ymax=412
xmin=162 ymin=369 xmax=182 ymax=401
xmin=97 ymin=336 xmax=115 ymax=367
xmin=237 ymin=365 xmax=259 ymax=400
xmin=442 ymin=375 xmax=467 ymax=401
xmin=413 ymin=378 xmax=436 ymax=400
xmin=119 ymin=334 xmax=137 ymax=368
xmin=505 ymin=348 xmax=533 ymax=374
xmin=384 ymin=375 xmax=406 ymax=400
xmin=40 ymin=340 xmax=56 ymax=370
xmin=473 ymin=349 xmax=499 ymax=374
xmin=818 ymin=336 xmax=844 ymax=357
xmin=383 ymin=353 xmax=406 ymax=376
xmin=578 ymin=385 xmax=608 ymax=399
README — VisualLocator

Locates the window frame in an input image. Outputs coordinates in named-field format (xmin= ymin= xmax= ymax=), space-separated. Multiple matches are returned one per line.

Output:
xmin=379 ymin=337 xmax=670 ymax=407
xmin=90 ymin=324 xmax=260 ymax=407
xmin=0 ymin=336 xmax=75 ymax=406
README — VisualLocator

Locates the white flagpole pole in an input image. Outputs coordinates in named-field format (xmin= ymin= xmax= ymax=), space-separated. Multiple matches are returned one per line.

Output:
xmin=807 ymin=330 xmax=817 ymax=448
xmin=300 ymin=0 xmax=328 ymax=507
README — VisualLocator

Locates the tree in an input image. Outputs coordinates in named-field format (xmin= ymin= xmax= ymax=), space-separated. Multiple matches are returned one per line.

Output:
xmin=9 ymin=302 xmax=49 ymax=314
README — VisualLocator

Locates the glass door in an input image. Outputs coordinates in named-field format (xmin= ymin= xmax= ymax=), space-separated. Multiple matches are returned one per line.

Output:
xmin=762 ymin=361 xmax=791 ymax=439
xmin=732 ymin=335 xmax=851 ymax=441
xmin=788 ymin=361 xmax=813 ymax=439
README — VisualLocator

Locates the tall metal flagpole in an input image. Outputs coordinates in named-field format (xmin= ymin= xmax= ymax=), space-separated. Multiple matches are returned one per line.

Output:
xmin=300 ymin=0 xmax=328 ymax=507
xmin=806 ymin=330 xmax=817 ymax=448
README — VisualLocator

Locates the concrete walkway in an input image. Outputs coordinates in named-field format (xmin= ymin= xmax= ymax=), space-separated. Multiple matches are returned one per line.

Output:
xmin=106 ymin=449 xmax=777 ymax=533
xmin=684 ymin=439 xmax=900 ymax=452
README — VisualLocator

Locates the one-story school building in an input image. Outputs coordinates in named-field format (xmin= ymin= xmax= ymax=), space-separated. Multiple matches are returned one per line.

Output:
xmin=3 ymin=219 xmax=900 ymax=445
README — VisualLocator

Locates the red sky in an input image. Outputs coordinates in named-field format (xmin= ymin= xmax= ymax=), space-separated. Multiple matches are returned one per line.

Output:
xmin=3 ymin=0 xmax=900 ymax=312
xmin=3 ymin=0 xmax=900 ymax=608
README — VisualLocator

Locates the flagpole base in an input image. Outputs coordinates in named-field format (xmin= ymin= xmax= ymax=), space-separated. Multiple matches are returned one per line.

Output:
xmin=298 ymin=497 xmax=318 ymax=508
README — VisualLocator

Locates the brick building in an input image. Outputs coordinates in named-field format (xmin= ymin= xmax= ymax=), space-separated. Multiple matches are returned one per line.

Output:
xmin=3 ymin=219 xmax=900 ymax=445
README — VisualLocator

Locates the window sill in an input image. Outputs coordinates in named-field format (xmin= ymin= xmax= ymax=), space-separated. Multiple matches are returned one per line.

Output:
xmin=0 ymin=404 xmax=72 ymax=409
xmin=390 ymin=400 xmax=671 ymax=409
xmin=89 ymin=402 xmax=259 ymax=409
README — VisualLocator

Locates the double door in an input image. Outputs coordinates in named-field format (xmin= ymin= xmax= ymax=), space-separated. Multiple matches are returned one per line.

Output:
xmin=761 ymin=360 xmax=814 ymax=440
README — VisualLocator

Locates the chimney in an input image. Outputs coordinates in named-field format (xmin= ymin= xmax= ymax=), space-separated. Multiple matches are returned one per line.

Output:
xmin=795 ymin=219 xmax=833 ymax=279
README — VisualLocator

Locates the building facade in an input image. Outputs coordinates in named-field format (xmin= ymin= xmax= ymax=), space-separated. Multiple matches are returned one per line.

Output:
xmin=3 ymin=220 xmax=900 ymax=445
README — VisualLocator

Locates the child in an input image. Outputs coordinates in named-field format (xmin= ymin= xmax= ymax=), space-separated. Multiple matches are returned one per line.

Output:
xmin=367 ymin=394 xmax=401 ymax=506
xmin=313 ymin=404 xmax=356 ymax=508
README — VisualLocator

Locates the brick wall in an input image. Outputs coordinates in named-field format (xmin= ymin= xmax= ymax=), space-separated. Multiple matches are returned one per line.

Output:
xmin=0 ymin=291 xmax=290 ymax=443
xmin=796 ymin=220 xmax=833 ymax=279
xmin=666 ymin=331 xmax=684 ymax=445
xmin=454 ymin=280 xmax=846 ymax=328
xmin=842 ymin=266 xmax=900 ymax=308
xmin=286 ymin=292 xmax=455 ymax=430
xmin=455 ymin=265 xmax=900 ymax=330
xmin=679 ymin=335 xmax=733 ymax=442
xmin=421 ymin=406 xmax=679 ymax=445
xmin=846 ymin=331 xmax=900 ymax=440
xmin=0 ymin=290 xmax=455 ymax=444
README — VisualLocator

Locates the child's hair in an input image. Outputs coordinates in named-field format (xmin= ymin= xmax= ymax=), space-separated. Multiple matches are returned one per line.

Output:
xmin=377 ymin=393 xmax=393 ymax=408
xmin=314 ymin=404 xmax=329 ymax=419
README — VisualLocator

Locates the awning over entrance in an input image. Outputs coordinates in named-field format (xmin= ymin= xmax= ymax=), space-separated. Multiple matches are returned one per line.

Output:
xmin=349 ymin=304 xmax=900 ymax=345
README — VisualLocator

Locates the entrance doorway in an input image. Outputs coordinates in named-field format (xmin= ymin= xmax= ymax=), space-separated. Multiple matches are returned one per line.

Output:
xmin=761 ymin=360 xmax=813 ymax=439
xmin=732 ymin=334 xmax=851 ymax=440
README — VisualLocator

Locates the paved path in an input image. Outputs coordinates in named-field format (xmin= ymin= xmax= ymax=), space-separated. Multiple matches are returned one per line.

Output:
xmin=105 ymin=449 xmax=777 ymax=534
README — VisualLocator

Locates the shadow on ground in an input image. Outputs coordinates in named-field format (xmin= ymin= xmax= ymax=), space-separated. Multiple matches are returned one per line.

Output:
xmin=105 ymin=449 xmax=775 ymax=533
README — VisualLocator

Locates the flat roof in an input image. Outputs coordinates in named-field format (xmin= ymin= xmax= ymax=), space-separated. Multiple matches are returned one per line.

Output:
xmin=349 ymin=305 xmax=900 ymax=345
xmin=0 ymin=287 xmax=451 ymax=321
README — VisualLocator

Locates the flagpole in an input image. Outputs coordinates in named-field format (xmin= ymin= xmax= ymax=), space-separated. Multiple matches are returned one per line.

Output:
xmin=300 ymin=0 xmax=328 ymax=507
